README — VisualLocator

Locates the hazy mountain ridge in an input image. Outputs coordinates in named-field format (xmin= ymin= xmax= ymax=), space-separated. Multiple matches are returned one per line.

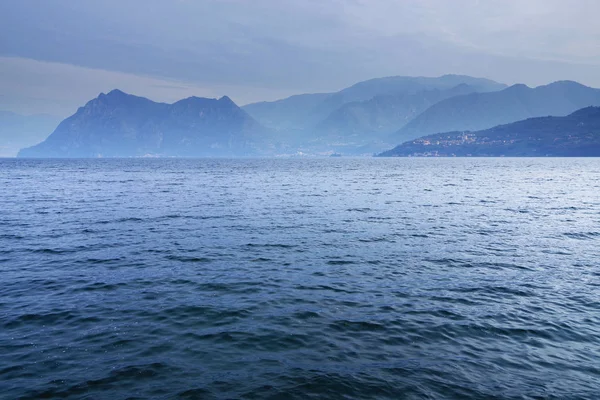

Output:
xmin=315 ymin=83 xmax=482 ymax=138
xmin=395 ymin=80 xmax=600 ymax=143
xmin=242 ymin=74 xmax=507 ymax=154
xmin=309 ymin=75 xmax=505 ymax=128
xmin=16 ymin=77 xmax=600 ymax=158
xmin=379 ymin=106 xmax=600 ymax=157
xmin=18 ymin=90 xmax=274 ymax=158
xmin=243 ymin=75 xmax=506 ymax=133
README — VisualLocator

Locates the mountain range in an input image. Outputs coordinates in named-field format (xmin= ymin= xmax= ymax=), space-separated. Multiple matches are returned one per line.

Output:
xmin=394 ymin=80 xmax=600 ymax=143
xmin=18 ymin=90 xmax=274 ymax=158
xmin=12 ymin=75 xmax=600 ymax=158
xmin=315 ymin=83 xmax=479 ymax=137
xmin=379 ymin=107 xmax=600 ymax=157
xmin=243 ymin=75 xmax=506 ymax=153
xmin=243 ymin=75 xmax=505 ymax=131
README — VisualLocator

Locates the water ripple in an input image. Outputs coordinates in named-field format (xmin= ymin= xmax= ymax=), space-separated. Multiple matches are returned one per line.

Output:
xmin=1 ymin=158 xmax=599 ymax=399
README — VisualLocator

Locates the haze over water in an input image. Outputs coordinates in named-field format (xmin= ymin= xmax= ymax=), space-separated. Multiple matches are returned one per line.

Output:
xmin=1 ymin=158 xmax=599 ymax=399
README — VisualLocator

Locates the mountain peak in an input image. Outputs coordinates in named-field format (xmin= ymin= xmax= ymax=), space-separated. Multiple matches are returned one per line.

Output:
xmin=178 ymin=96 xmax=212 ymax=102
xmin=505 ymin=83 xmax=530 ymax=91
xmin=218 ymin=95 xmax=236 ymax=106
xmin=94 ymin=89 xmax=137 ymax=104
xmin=173 ymin=96 xmax=222 ymax=109
xmin=544 ymin=80 xmax=587 ymax=89
xmin=107 ymin=89 xmax=127 ymax=96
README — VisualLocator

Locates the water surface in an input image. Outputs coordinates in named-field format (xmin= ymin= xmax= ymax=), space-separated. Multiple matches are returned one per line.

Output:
xmin=1 ymin=158 xmax=599 ymax=399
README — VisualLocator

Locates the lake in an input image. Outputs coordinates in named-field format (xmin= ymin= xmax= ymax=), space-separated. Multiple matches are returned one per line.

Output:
xmin=1 ymin=158 xmax=599 ymax=399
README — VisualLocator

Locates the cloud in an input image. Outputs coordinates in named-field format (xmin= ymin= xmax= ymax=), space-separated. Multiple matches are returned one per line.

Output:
xmin=0 ymin=0 xmax=599 ymax=114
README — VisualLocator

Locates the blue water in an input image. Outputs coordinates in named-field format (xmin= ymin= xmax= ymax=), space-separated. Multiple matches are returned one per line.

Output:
xmin=1 ymin=158 xmax=599 ymax=399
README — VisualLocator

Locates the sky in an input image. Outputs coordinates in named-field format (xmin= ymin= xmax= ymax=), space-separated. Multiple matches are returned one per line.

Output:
xmin=1 ymin=0 xmax=599 ymax=116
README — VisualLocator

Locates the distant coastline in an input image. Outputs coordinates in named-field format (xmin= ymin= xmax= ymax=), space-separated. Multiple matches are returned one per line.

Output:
xmin=8 ymin=77 xmax=600 ymax=159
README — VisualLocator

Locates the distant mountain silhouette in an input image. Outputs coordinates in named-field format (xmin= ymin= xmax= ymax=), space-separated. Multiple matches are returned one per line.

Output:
xmin=16 ymin=78 xmax=600 ymax=158
xmin=314 ymin=75 xmax=506 ymax=124
xmin=243 ymin=75 xmax=506 ymax=154
xmin=243 ymin=75 xmax=505 ymax=130
xmin=18 ymin=90 xmax=274 ymax=158
xmin=395 ymin=81 xmax=600 ymax=143
xmin=379 ymin=106 xmax=600 ymax=157
xmin=315 ymin=83 xmax=481 ymax=138
xmin=0 ymin=111 xmax=61 ymax=157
